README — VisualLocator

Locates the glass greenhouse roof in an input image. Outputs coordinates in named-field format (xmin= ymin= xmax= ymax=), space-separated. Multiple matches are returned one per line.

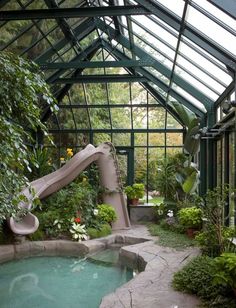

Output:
xmin=0 ymin=0 xmax=235 ymax=133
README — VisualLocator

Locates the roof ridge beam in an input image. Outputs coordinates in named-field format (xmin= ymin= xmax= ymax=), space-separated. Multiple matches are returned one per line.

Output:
xmin=0 ymin=6 xmax=151 ymax=20
xmin=39 ymin=59 xmax=153 ymax=69
xmin=52 ymin=75 xmax=147 ymax=83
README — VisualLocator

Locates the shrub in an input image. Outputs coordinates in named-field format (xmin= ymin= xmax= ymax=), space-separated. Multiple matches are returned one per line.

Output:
xmin=213 ymin=253 xmax=236 ymax=290
xmin=195 ymin=226 xmax=235 ymax=257
xmin=87 ymin=223 xmax=112 ymax=239
xmin=195 ymin=185 xmax=235 ymax=256
xmin=173 ymin=256 xmax=217 ymax=299
xmin=28 ymin=229 xmax=45 ymax=241
xmin=173 ymin=256 xmax=235 ymax=307
xmin=97 ymin=204 xmax=117 ymax=224
xmin=178 ymin=207 xmax=202 ymax=229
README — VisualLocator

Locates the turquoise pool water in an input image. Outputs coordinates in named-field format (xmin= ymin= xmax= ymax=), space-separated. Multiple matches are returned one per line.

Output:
xmin=0 ymin=249 xmax=133 ymax=308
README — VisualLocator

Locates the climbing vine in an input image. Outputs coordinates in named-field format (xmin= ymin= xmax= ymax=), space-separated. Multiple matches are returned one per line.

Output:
xmin=0 ymin=51 xmax=57 ymax=225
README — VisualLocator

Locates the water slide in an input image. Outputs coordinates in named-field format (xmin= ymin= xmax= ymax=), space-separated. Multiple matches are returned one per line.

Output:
xmin=8 ymin=142 xmax=130 ymax=235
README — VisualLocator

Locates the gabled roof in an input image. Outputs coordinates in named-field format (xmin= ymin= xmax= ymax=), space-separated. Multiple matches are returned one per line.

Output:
xmin=0 ymin=0 xmax=235 ymax=123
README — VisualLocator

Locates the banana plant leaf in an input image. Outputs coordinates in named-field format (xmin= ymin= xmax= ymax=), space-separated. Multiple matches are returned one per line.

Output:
xmin=175 ymin=162 xmax=200 ymax=195
xmin=171 ymin=101 xmax=199 ymax=128
xmin=182 ymin=169 xmax=200 ymax=194
xmin=184 ymin=125 xmax=200 ymax=156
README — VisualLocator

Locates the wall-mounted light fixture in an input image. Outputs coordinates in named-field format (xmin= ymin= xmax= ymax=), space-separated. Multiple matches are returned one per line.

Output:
xmin=222 ymin=100 xmax=236 ymax=114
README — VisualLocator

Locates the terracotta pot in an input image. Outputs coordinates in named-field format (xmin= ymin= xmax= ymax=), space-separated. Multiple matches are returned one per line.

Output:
xmin=130 ymin=198 xmax=139 ymax=206
xmin=186 ymin=228 xmax=197 ymax=239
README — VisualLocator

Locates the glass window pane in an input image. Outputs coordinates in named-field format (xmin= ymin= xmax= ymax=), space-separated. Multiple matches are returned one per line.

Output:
xmin=172 ymin=83 xmax=206 ymax=112
xmin=177 ymin=55 xmax=226 ymax=92
xmin=186 ymin=5 xmax=236 ymax=56
xmin=93 ymin=133 xmax=111 ymax=145
xmin=111 ymin=108 xmax=131 ymax=129
xmin=60 ymin=133 xmax=78 ymax=147
xmin=84 ymin=84 xmax=107 ymax=104
xmin=133 ymin=108 xmax=147 ymax=128
xmin=167 ymin=113 xmax=182 ymax=129
xmin=174 ymin=66 xmax=218 ymax=100
xmin=154 ymin=0 xmax=185 ymax=17
xmin=108 ymin=83 xmax=130 ymax=104
xmin=148 ymin=148 xmax=165 ymax=190
xmin=112 ymin=133 xmax=130 ymax=146
xmin=132 ymin=15 xmax=178 ymax=51
xmin=57 ymin=109 xmax=75 ymax=129
xmin=132 ymin=83 xmax=147 ymax=104
xmin=135 ymin=133 xmax=147 ymax=146
xmin=148 ymin=133 xmax=165 ymax=146
xmin=166 ymin=133 xmax=183 ymax=146
xmin=166 ymin=147 xmax=183 ymax=156
xmin=178 ymin=40 xmax=232 ymax=85
xmin=89 ymin=108 xmax=111 ymax=129
xmin=73 ymin=109 xmax=90 ymax=129
xmin=149 ymin=108 xmax=166 ymax=129
xmin=46 ymin=114 xmax=59 ymax=129
xmin=193 ymin=0 xmax=236 ymax=30
xmin=134 ymin=148 xmax=147 ymax=184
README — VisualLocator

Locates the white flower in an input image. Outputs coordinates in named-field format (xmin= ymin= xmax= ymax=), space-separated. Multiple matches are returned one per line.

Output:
xmin=93 ymin=209 xmax=99 ymax=216
xmin=167 ymin=210 xmax=173 ymax=217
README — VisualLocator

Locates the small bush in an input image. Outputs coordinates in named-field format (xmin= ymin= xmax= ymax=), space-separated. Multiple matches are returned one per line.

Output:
xmin=195 ymin=226 xmax=235 ymax=257
xmin=28 ymin=229 xmax=45 ymax=241
xmin=87 ymin=223 xmax=112 ymax=239
xmin=213 ymin=253 xmax=236 ymax=290
xmin=173 ymin=256 xmax=236 ymax=307
xmin=97 ymin=204 xmax=117 ymax=224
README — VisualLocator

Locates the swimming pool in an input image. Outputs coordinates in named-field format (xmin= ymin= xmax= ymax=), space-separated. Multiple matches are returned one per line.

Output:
xmin=0 ymin=249 xmax=133 ymax=308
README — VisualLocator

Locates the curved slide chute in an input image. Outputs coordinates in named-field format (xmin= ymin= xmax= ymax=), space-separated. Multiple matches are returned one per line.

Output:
xmin=8 ymin=143 xmax=130 ymax=235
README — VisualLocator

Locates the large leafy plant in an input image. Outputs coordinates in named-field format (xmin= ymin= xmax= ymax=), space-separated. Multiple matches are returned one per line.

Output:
xmin=171 ymin=102 xmax=201 ymax=200
xmin=0 ymin=51 xmax=56 ymax=224
xmin=213 ymin=253 xmax=236 ymax=290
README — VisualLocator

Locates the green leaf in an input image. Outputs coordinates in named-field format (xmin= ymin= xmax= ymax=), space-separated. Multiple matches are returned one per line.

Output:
xmin=183 ymin=170 xmax=199 ymax=194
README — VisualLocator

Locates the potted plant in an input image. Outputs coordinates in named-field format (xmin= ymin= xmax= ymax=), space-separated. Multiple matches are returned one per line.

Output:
xmin=124 ymin=183 xmax=145 ymax=205
xmin=178 ymin=207 xmax=202 ymax=238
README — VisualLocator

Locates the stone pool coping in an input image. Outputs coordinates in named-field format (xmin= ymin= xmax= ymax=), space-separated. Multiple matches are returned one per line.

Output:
xmin=0 ymin=234 xmax=149 ymax=263
xmin=0 ymin=232 xmax=201 ymax=308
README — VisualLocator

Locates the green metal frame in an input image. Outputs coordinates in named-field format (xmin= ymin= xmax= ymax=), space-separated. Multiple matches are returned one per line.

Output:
xmin=0 ymin=0 xmax=235 ymax=207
